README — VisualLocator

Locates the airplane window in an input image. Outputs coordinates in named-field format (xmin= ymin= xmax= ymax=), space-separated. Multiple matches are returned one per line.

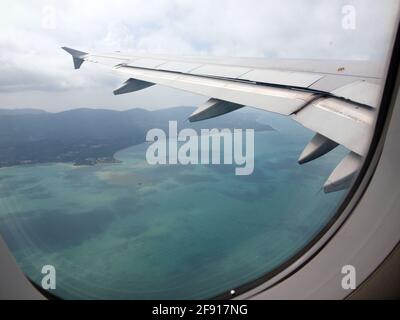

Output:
xmin=0 ymin=0 xmax=399 ymax=299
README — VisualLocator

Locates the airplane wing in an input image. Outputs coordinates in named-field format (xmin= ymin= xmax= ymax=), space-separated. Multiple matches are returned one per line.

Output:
xmin=62 ymin=47 xmax=385 ymax=193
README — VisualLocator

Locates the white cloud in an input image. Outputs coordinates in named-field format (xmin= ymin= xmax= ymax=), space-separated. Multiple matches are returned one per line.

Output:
xmin=0 ymin=0 xmax=398 ymax=111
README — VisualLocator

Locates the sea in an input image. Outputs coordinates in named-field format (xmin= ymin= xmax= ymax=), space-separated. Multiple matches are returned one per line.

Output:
xmin=0 ymin=111 xmax=347 ymax=299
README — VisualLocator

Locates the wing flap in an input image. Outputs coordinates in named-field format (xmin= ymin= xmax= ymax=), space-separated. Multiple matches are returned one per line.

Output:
xmin=127 ymin=58 xmax=167 ymax=69
xmin=309 ymin=74 xmax=366 ymax=92
xmin=292 ymin=97 xmax=375 ymax=156
xmin=331 ymin=80 xmax=382 ymax=108
xmin=188 ymin=65 xmax=251 ymax=79
xmin=157 ymin=61 xmax=202 ymax=73
xmin=239 ymin=69 xmax=324 ymax=87
xmin=116 ymin=65 xmax=316 ymax=115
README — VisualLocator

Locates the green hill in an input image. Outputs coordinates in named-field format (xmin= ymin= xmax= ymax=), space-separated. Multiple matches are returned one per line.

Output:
xmin=0 ymin=107 xmax=274 ymax=167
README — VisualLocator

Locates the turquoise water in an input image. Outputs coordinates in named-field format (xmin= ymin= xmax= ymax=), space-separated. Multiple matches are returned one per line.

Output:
xmin=0 ymin=113 xmax=346 ymax=299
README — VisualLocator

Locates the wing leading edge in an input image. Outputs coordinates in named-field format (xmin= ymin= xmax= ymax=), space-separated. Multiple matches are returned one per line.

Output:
xmin=62 ymin=47 xmax=383 ymax=193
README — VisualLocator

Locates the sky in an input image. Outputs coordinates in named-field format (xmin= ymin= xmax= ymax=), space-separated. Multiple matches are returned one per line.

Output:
xmin=0 ymin=0 xmax=399 ymax=112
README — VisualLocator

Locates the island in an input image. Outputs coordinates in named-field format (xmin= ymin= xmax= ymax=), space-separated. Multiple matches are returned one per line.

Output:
xmin=0 ymin=106 xmax=274 ymax=168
